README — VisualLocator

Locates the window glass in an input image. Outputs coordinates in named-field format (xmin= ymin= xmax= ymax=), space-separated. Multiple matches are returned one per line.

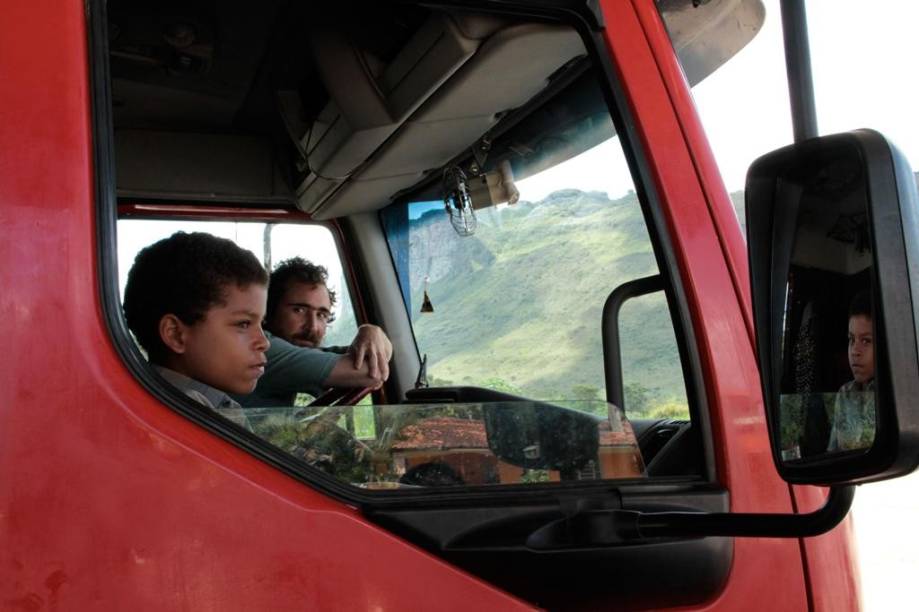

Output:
xmin=382 ymin=129 xmax=691 ymax=422
xmin=620 ymin=293 xmax=689 ymax=419
xmin=117 ymin=210 xmax=655 ymax=488
xmin=113 ymin=29 xmax=700 ymax=491
xmin=247 ymin=399 xmax=644 ymax=488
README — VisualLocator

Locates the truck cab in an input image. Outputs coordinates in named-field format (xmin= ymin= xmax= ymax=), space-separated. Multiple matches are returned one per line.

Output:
xmin=4 ymin=0 xmax=919 ymax=609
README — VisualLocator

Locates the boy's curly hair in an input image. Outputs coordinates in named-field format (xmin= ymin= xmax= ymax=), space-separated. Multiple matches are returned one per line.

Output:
xmin=123 ymin=232 xmax=268 ymax=363
xmin=266 ymin=256 xmax=337 ymax=323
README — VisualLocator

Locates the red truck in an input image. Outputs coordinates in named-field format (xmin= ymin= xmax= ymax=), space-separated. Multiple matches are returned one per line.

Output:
xmin=3 ymin=0 xmax=919 ymax=609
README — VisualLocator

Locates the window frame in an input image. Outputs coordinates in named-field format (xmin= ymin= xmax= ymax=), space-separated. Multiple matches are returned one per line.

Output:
xmin=91 ymin=0 xmax=716 ymax=508
xmin=103 ymin=201 xmax=391 ymax=501
xmin=380 ymin=176 xmax=697 ymax=426
xmin=577 ymin=17 xmax=717 ymax=485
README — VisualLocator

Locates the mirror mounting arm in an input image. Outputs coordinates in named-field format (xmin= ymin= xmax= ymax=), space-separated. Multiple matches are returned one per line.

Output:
xmin=780 ymin=0 xmax=818 ymax=142
xmin=632 ymin=485 xmax=854 ymax=539
xmin=526 ymin=486 xmax=854 ymax=549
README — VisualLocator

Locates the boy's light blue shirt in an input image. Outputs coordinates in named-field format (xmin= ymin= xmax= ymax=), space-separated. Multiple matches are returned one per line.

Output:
xmin=154 ymin=365 xmax=253 ymax=431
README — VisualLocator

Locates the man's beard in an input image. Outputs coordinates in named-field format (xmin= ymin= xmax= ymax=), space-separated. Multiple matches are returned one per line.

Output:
xmin=291 ymin=330 xmax=323 ymax=348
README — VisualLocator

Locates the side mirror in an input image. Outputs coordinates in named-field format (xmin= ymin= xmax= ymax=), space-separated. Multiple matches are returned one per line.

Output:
xmin=747 ymin=129 xmax=919 ymax=485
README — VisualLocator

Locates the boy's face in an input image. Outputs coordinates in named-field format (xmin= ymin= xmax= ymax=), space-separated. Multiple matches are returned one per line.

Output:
xmin=169 ymin=283 xmax=270 ymax=394
xmin=848 ymin=314 xmax=875 ymax=384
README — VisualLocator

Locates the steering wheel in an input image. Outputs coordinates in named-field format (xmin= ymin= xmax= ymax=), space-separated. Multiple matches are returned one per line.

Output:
xmin=292 ymin=386 xmax=377 ymax=479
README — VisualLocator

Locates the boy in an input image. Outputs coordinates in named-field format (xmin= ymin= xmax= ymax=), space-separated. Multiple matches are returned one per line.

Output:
xmin=827 ymin=291 xmax=876 ymax=451
xmin=123 ymin=232 xmax=270 ymax=429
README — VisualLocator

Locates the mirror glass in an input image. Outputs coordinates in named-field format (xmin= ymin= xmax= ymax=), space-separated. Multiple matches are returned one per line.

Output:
xmin=776 ymin=154 xmax=877 ymax=461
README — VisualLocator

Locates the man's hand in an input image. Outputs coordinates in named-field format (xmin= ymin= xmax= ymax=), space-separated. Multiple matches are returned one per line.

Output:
xmin=349 ymin=324 xmax=392 ymax=383
xmin=322 ymin=325 xmax=392 ymax=390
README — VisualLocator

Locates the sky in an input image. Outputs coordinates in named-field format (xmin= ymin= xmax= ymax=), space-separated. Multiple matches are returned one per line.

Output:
xmin=518 ymin=0 xmax=919 ymax=202
xmin=117 ymin=219 xmax=361 ymax=345
xmin=695 ymin=0 xmax=919 ymax=191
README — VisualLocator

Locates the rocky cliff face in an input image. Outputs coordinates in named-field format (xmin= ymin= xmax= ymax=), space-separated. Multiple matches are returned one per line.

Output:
xmin=408 ymin=209 xmax=495 ymax=288
xmin=405 ymin=189 xmax=670 ymax=402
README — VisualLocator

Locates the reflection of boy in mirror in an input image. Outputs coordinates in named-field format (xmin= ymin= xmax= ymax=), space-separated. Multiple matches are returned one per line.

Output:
xmin=827 ymin=291 xmax=876 ymax=451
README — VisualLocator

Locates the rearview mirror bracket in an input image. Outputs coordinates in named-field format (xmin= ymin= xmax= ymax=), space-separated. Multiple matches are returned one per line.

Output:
xmin=526 ymin=485 xmax=854 ymax=548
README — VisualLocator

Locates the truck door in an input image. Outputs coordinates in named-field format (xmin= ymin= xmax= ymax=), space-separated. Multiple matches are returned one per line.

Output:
xmin=2 ymin=0 xmax=843 ymax=610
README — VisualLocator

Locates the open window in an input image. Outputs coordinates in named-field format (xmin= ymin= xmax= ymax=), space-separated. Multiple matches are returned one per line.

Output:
xmin=117 ymin=219 xmax=358 ymax=345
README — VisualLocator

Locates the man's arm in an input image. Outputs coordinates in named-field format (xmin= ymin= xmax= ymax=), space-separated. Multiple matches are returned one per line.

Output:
xmin=318 ymin=324 xmax=391 ymax=390
xmin=239 ymin=331 xmax=389 ymax=407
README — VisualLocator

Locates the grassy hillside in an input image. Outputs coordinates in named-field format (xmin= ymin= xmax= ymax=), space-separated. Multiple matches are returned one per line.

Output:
xmin=407 ymin=189 xmax=690 ymax=414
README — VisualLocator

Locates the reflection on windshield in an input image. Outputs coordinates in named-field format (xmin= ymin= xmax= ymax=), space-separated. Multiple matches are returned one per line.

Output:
xmin=247 ymin=401 xmax=645 ymax=489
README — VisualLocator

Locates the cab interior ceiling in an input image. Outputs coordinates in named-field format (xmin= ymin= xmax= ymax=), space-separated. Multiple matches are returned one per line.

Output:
xmin=109 ymin=0 xmax=765 ymax=218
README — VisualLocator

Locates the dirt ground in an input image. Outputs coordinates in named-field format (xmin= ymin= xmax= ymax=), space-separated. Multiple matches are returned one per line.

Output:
xmin=850 ymin=471 xmax=919 ymax=611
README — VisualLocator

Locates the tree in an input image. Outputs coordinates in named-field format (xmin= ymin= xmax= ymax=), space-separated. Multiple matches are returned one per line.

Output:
xmin=482 ymin=377 xmax=524 ymax=396
xmin=571 ymin=384 xmax=601 ymax=402
xmin=262 ymin=223 xmax=275 ymax=270
xmin=649 ymin=401 xmax=689 ymax=420
xmin=624 ymin=382 xmax=652 ymax=415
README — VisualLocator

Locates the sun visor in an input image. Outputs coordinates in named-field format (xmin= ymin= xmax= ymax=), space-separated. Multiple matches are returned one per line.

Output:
xmin=115 ymin=129 xmax=293 ymax=204
xmin=659 ymin=0 xmax=765 ymax=86
xmin=297 ymin=14 xmax=503 ymax=211
xmin=305 ymin=23 xmax=585 ymax=219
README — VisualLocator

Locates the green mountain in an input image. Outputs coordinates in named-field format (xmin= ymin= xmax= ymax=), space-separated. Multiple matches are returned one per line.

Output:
xmin=407 ymin=189 xmax=690 ymax=413
xmin=384 ymin=174 xmax=919 ymax=412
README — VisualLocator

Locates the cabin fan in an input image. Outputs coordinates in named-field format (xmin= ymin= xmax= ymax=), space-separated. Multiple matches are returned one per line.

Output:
xmin=443 ymin=165 xmax=477 ymax=237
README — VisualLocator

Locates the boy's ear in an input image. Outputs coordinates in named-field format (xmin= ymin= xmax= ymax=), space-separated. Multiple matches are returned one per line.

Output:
xmin=159 ymin=314 xmax=188 ymax=354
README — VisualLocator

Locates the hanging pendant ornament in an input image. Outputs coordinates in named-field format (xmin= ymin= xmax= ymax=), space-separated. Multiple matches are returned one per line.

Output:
xmin=443 ymin=165 xmax=477 ymax=237
xmin=420 ymin=275 xmax=434 ymax=313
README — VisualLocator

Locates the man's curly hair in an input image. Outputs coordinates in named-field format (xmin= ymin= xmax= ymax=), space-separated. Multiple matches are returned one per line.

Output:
xmin=123 ymin=232 xmax=268 ymax=363
xmin=266 ymin=257 xmax=337 ymax=323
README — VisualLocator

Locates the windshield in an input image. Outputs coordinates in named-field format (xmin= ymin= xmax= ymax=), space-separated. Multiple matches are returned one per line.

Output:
xmin=382 ymin=122 xmax=691 ymax=422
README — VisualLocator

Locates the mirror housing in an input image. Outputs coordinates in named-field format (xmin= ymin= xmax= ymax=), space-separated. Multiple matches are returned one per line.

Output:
xmin=747 ymin=129 xmax=919 ymax=485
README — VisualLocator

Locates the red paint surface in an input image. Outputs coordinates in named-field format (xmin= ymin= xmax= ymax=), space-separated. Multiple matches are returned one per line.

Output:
xmin=0 ymin=0 xmax=861 ymax=609
xmin=0 ymin=2 xmax=529 ymax=610
xmin=599 ymin=0 xmax=857 ymax=609
xmin=793 ymin=486 xmax=863 ymax=611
